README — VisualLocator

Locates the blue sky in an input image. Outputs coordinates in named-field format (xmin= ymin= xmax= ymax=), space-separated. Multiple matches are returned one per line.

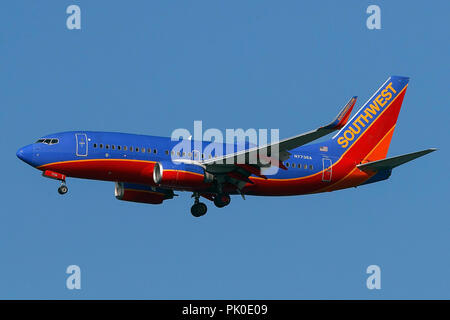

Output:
xmin=1 ymin=1 xmax=449 ymax=299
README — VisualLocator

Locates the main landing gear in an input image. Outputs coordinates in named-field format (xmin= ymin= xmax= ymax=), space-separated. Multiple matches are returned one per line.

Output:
xmin=214 ymin=193 xmax=231 ymax=208
xmin=190 ymin=193 xmax=232 ymax=217
xmin=57 ymin=182 xmax=68 ymax=195
xmin=191 ymin=193 xmax=207 ymax=217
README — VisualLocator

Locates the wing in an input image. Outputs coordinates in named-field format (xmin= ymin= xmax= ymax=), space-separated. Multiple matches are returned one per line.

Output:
xmin=201 ymin=96 xmax=357 ymax=193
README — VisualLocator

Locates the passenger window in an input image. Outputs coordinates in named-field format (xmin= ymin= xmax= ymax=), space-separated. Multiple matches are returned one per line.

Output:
xmin=309 ymin=165 xmax=313 ymax=170
xmin=165 ymin=150 xmax=169 ymax=155
xmin=147 ymin=148 xmax=152 ymax=153
xmin=93 ymin=143 xmax=97 ymax=148
xmin=153 ymin=149 xmax=157 ymax=154
xmin=141 ymin=148 xmax=145 ymax=153
xmin=304 ymin=164 xmax=307 ymax=169
xmin=105 ymin=145 xmax=109 ymax=149
xmin=100 ymin=144 xmax=103 ymax=148
xmin=177 ymin=151 xmax=180 ymax=156
xmin=171 ymin=150 xmax=175 ymax=156
xmin=182 ymin=152 xmax=186 ymax=157
xmin=286 ymin=162 xmax=290 ymax=167
xmin=112 ymin=145 xmax=115 ymax=150
xmin=130 ymin=146 xmax=133 ymax=152
xmin=123 ymin=146 xmax=127 ymax=151
xmin=117 ymin=145 xmax=121 ymax=150
xmin=135 ymin=147 xmax=139 ymax=152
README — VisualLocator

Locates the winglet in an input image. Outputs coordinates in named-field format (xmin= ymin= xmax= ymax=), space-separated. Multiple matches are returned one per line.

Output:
xmin=322 ymin=96 xmax=357 ymax=130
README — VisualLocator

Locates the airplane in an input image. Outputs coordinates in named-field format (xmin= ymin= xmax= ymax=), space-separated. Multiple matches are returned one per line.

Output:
xmin=16 ymin=76 xmax=435 ymax=217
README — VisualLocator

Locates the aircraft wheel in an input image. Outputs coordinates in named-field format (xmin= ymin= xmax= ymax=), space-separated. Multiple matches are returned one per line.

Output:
xmin=58 ymin=185 xmax=68 ymax=195
xmin=214 ymin=194 xmax=231 ymax=208
xmin=191 ymin=202 xmax=207 ymax=217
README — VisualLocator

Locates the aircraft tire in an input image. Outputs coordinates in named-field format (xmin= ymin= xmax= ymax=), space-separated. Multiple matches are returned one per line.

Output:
xmin=191 ymin=202 xmax=207 ymax=217
xmin=58 ymin=185 xmax=68 ymax=195
xmin=214 ymin=194 xmax=231 ymax=208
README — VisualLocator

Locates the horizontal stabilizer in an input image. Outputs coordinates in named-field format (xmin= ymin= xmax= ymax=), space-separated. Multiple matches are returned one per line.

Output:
xmin=357 ymin=148 xmax=436 ymax=172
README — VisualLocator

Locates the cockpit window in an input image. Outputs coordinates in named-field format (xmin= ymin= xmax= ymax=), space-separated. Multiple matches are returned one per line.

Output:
xmin=36 ymin=138 xmax=59 ymax=145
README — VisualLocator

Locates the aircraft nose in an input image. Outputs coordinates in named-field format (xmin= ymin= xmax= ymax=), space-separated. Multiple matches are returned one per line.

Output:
xmin=16 ymin=148 xmax=24 ymax=160
xmin=16 ymin=144 xmax=34 ymax=165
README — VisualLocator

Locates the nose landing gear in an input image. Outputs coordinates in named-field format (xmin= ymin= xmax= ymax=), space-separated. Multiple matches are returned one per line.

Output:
xmin=42 ymin=170 xmax=68 ymax=195
xmin=58 ymin=183 xmax=68 ymax=195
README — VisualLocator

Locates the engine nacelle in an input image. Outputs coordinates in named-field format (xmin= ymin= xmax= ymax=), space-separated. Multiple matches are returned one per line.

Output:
xmin=153 ymin=161 xmax=214 ymax=189
xmin=115 ymin=182 xmax=174 ymax=204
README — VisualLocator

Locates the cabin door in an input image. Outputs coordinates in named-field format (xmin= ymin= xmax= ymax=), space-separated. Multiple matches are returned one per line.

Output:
xmin=75 ymin=133 xmax=88 ymax=156
xmin=322 ymin=158 xmax=332 ymax=182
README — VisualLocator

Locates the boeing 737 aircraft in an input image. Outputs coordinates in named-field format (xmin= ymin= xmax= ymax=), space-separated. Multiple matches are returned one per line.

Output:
xmin=17 ymin=76 xmax=435 ymax=217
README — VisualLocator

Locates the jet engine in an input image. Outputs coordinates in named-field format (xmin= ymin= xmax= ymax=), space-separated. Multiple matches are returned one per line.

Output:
xmin=153 ymin=161 xmax=214 ymax=189
xmin=115 ymin=182 xmax=174 ymax=204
